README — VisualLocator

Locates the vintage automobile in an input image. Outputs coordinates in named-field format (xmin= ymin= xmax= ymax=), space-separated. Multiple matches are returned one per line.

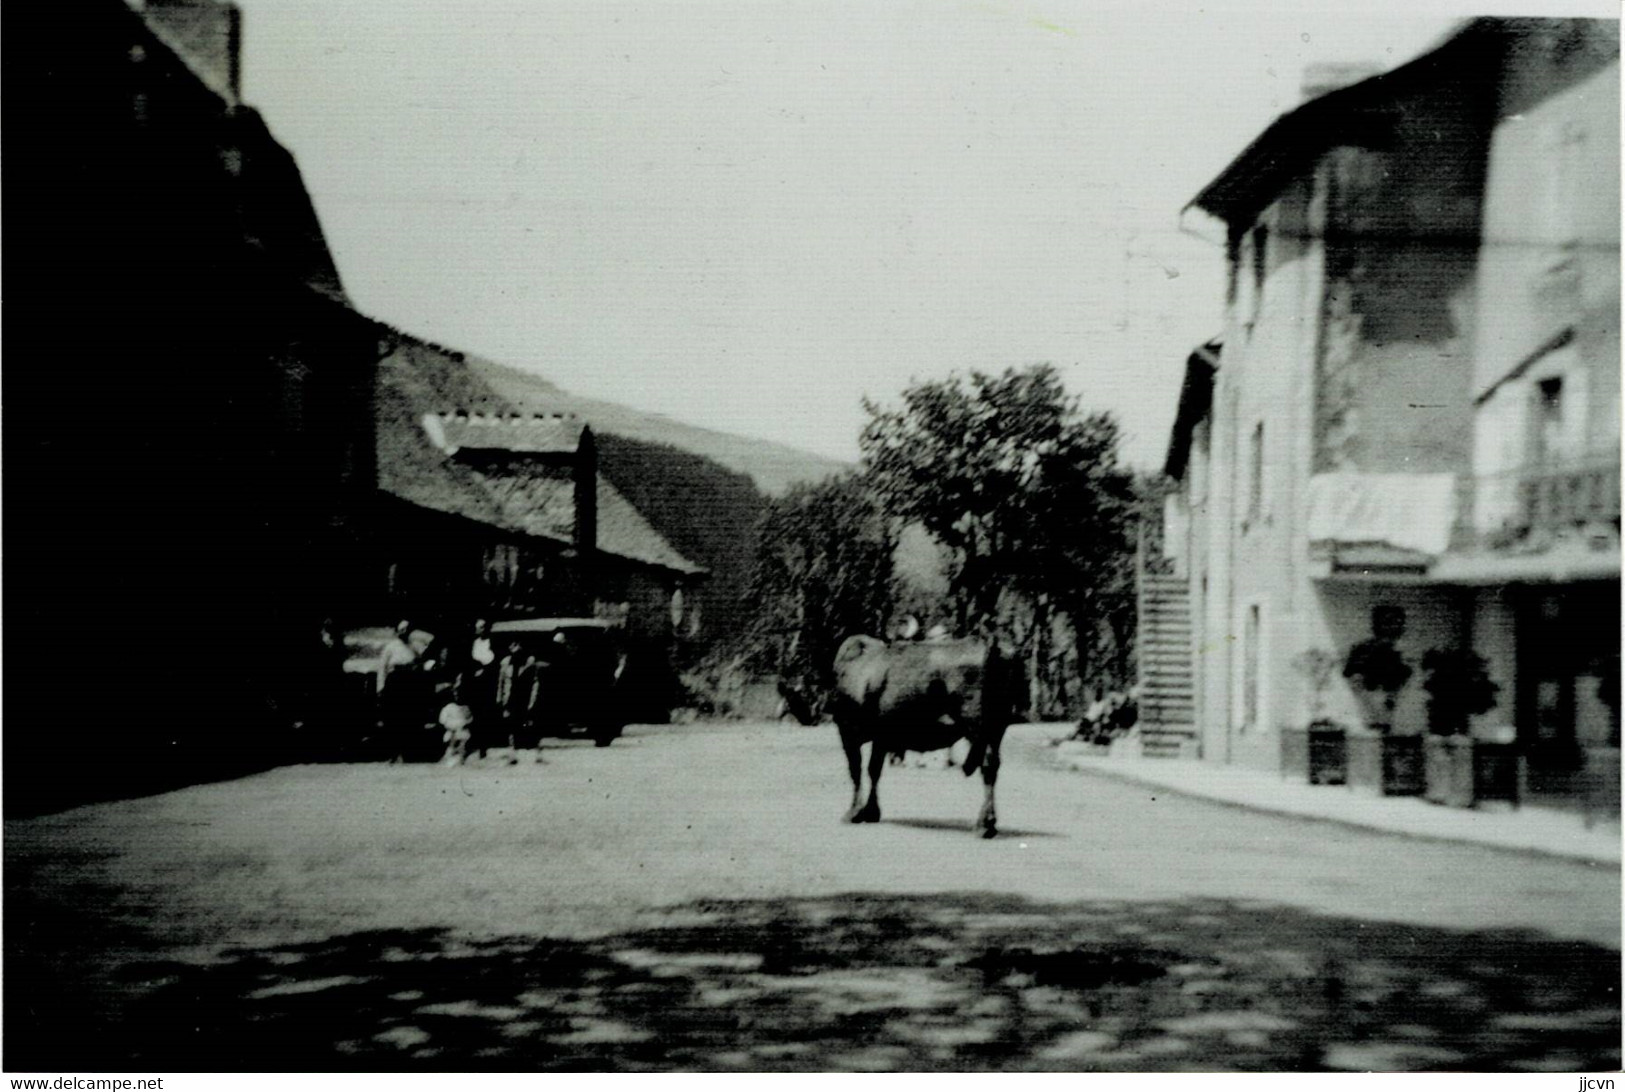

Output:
xmin=489 ymin=617 xmax=630 ymax=747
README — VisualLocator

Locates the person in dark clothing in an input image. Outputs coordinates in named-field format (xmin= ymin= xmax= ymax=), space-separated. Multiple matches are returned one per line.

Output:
xmin=515 ymin=647 xmax=552 ymax=762
xmin=482 ymin=640 xmax=521 ymax=765
xmin=299 ymin=619 xmax=361 ymax=760
xmin=462 ymin=619 xmax=509 ymax=762
xmin=377 ymin=619 xmax=428 ymax=762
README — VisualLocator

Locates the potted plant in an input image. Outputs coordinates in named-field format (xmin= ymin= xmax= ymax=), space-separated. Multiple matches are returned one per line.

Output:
xmin=1286 ymin=649 xmax=1345 ymax=783
xmin=1341 ymin=636 xmax=1423 ymax=794
xmin=1421 ymin=648 xmax=1502 ymax=808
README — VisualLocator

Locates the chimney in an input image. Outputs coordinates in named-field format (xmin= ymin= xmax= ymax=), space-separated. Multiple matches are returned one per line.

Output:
xmin=573 ymin=426 xmax=598 ymax=561
xmin=142 ymin=0 xmax=242 ymax=101
xmin=1300 ymin=61 xmax=1381 ymax=103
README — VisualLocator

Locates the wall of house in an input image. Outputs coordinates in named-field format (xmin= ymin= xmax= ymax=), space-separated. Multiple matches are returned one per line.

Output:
xmin=1184 ymin=420 xmax=1218 ymax=759
xmin=1466 ymin=34 xmax=1621 ymax=797
xmin=1161 ymin=492 xmax=1189 ymax=577
xmin=1469 ymin=586 xmax=1520 ymax=737
xmin=1198 ymin=362 xmax=1238 ymax=764
xmin=1189 ymin=62 xmax=1512 ymax=769
xmin=1172 ymin=21 xmax=1619 ymax=788
xmin=596 ymin=433 xmax=766 ymax=654
xmin=597 ymin=567 xmax=682 ymax=640
xmin=1313 ymin=77 xmax=1487 ymax=478
xmin=1197 ymin=173 xmax=1327 ymax=770
xmin=6 ymin=2 xmax=381 ymax=815
xmin=1475 ymin=31 xmax=1620 ymax=402
xmin=1513 ymin=580 xmax=1621 ymax=807
xmin=1471 ymin=53 xmax=1620 ymax=536
xmin=478 ymin=538 xmax=595 ymax=621
xmin=1300 ymin=584 xmax=1470 ymax=734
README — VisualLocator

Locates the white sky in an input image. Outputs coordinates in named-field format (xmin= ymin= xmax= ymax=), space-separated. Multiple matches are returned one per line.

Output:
xmin=232 ymin=0 xmax=1615 ymax=469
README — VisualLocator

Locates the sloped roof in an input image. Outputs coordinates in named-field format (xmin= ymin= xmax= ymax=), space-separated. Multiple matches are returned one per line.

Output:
xmin=376 ymin=339 xmax=511 ymax=528
xmin=1164 ymin=341 xmax=1221 ymax=481
xmin=375 ymin=337 xmax=704 ymax=577
xmin=596 ymin=479 xmax=707 ymax=575
xmin=468 ymin=464 xmax=578 ymax=544
xmin=457 ymin=463 xmax=705 ymax=575
xmin=1191 ymin=19 xmax=1621 ymax=226
xmin=1188 ymin=19 xmax=1491 ymax=224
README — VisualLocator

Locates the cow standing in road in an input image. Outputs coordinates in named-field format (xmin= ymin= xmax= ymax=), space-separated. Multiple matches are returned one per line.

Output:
xmin=830 ymin=634 xmax=1021 ymax=838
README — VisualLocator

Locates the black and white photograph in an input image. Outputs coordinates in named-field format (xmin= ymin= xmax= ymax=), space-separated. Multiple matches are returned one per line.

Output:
xmin=4 ymin=0 xmax=1620 ymax=1078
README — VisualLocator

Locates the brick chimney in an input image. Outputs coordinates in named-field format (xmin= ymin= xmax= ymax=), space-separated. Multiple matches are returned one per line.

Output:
xmin=142 ymin=0 xmax=242 ymax=101
xmin=573 ymin=426 xmax=598 ymax=560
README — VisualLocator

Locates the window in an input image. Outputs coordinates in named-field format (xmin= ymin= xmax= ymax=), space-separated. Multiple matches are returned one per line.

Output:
xmin=1226 ymin=234 xmax=1241 ymax=307
xmin=1533 ymin=376 xmax=1564 ymax=465
xmin=1243 ymin=224 xmax=1269 ymax=337
xmin=1247 ymin=421 xmax=1264 ymax=524
xmin=1243 ymin=603 xmax=1262 ymax=730
xmin=483 ymin=543 xmax=520 ymax=590
xmin=1233 ymin=230 xmax=1260 ymax=337
xmin=1252 ymin=225 xmax=1269 ymax=300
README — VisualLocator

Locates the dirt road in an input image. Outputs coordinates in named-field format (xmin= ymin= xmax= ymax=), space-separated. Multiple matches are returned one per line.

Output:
xmin=7 ymin=721 xmax=1619 ymax=1071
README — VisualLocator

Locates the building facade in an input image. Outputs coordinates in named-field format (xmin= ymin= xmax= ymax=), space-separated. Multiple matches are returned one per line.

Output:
xmin=7 ymin=0 xmax=390 ymax=811
xmin=5 ymin=0 xmax=706 ymax=810
xmin=369 ymin=335 xmax=705 ymax=649
xmin=1156 ymin=19 xmax=1619 ymax=812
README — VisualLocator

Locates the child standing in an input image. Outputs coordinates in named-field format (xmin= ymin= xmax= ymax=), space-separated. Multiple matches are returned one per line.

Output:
xmin=438 ymin=675 xmax=474 ymax=766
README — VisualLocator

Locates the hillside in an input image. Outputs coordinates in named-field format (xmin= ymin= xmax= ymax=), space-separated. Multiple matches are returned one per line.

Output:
xmin=469 ymin=358 xmax=849 ymax=498
xmin=413 ymin=347 xmax=943 ymax=650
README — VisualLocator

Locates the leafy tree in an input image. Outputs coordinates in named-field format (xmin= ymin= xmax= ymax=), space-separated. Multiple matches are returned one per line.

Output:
xmin=860 ymin=365 xmax=1136 ymax=707
xmin=738 ymin=473 xmax=897 ymax=719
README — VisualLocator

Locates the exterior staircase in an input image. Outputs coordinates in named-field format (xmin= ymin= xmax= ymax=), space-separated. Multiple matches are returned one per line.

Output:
xmin=1137 ymin=571 xmax=1199 ymax=758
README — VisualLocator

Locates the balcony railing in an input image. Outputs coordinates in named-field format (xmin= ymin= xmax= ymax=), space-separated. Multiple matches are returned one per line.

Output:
xmin=1454 ymin=459 xmax=1621 ymax=552
xmin=1521 ymin=462 xmax=1621 ymax=531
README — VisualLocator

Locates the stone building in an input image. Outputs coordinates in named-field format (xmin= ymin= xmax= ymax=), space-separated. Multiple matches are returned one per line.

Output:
xmin=368 ymin=335 xmax=705 ymax=639
xmin=1151 ymin=18 xmax=1619 ymax=816
xmin=7 ymin=0 xmax=389 ymax=811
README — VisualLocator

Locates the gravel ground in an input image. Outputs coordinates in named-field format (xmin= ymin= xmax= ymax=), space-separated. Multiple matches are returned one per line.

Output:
xmin=6 ymin=720 xmax=1619 ymax=1071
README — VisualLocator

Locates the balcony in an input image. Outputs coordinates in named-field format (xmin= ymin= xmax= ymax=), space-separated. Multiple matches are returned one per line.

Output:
xmin=1438 ymin=459 xmax=1621 ymax=583
xmin=1457 ymin=459 xmax=1620 ymax=548
xmin=1308 ymin=463 xmax=1620 ymax=584
xmin=1518 ymin=461 xmax=1621 ymax=535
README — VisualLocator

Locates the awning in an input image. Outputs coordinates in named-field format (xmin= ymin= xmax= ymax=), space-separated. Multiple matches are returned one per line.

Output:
xmin=1307 ymin=472 xmax=1459 ymax=557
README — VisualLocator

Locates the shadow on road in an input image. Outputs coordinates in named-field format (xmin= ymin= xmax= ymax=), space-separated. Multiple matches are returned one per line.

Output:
xmin=7 ymin=893 xmax=1618 ymax=1072
xmin=882 ymin=817 xmax=1064 ymax=839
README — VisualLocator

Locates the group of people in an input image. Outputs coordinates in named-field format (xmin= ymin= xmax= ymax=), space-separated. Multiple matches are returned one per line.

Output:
xmin=375 ymin=618 xmax=562 ymax=765
xmin=1071 ymin=684 xmax=1140 ymax=745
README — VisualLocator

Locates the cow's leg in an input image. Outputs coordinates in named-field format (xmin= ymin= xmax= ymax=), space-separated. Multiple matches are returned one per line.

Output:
xmin=851 ymin=739 xmax=886 ymax=823
xmin=838 ymin=722 xmax=866 ymax=822
xmin=975 ymin=727 xmax=1007 ymax=838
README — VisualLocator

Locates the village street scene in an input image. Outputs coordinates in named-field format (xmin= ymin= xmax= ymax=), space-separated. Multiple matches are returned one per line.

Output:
xmin=5 ymin=0 xmax=1621 ymax=1078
